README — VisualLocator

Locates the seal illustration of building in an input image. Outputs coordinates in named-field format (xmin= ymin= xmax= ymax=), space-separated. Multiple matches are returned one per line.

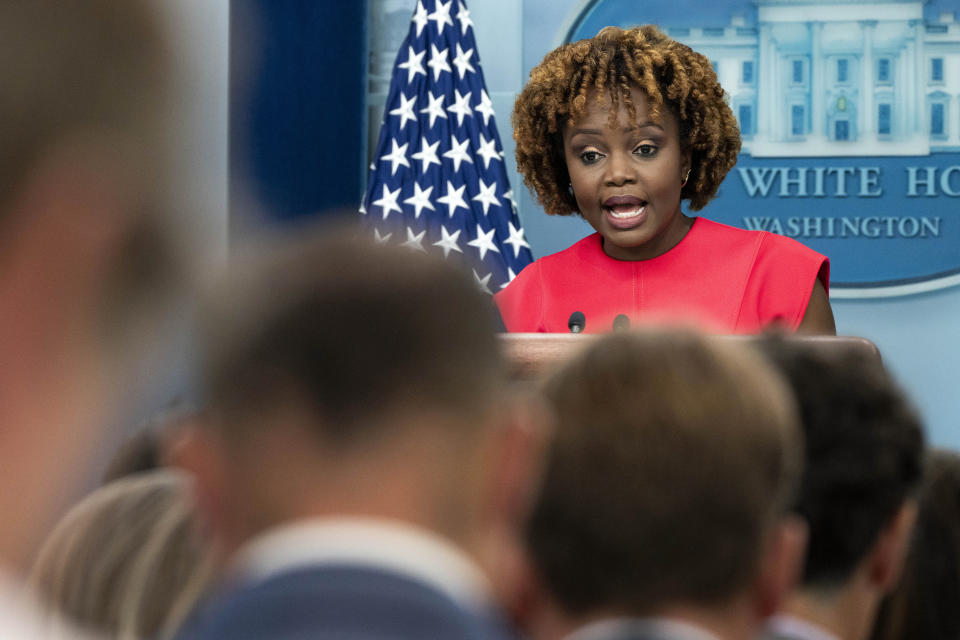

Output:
xmin=565 ymin=0 xmax=960 ymax=157
xmin=673 ymin=0 xmax=960 ymax=157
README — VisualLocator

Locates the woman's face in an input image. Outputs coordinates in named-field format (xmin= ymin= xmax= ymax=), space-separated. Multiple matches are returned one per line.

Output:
xmin=562 ymin=86 xmax=691 ymax=261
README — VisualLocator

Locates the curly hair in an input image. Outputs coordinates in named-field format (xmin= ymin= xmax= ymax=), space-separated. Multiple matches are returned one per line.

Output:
xmin=512 ymin=25 xmax=740 ymax=214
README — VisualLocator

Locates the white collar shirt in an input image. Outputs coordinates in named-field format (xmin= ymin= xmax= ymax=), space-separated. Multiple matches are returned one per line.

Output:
xmin=766 ymin=614 xmax=841 ymax=640
xmin=230 ymin=516 xmax=493 ymax=613
xmin=565 ymin=617 xmax=725 ymax=640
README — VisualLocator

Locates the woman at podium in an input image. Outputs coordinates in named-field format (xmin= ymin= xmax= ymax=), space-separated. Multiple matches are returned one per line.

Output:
xmin=496 ymin=25 xmax=835 ymax=335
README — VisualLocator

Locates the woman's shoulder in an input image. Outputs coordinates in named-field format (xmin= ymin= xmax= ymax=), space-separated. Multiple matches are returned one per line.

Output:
xmin=690 ymin=217 xmax=764 ymax=245
xmin=692 ymin=217 xmax=826 ymax=263
xmin=682 ymin=218 xmax=831 ymax=331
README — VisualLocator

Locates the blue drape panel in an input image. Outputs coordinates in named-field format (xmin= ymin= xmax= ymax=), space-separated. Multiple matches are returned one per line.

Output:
xmin=231 ymin=0 xmax=367 ymax=223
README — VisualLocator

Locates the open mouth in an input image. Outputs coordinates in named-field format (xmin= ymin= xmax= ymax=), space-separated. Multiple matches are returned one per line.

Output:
xmin=603 ymin=195 xmax=647 ymax=221
xmin=608 ymin=204 xmax=647 ymax=219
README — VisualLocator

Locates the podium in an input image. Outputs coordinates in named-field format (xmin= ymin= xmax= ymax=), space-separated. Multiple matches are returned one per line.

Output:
xmin=499 ymin=333 xmax=882 ymax=381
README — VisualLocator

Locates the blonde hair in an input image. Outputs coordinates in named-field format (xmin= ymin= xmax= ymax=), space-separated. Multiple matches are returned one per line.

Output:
xmin=30 ymin=471 xmax=216 ymax=640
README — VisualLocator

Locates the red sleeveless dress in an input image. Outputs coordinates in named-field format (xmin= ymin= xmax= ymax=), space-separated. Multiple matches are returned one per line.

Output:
xmin=494 ymin=218 xmax=829 ymax=334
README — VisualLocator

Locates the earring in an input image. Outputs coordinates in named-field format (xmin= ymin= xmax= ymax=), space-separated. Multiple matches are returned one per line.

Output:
xmin=568 ymin=182 xmax=574 ymax=196
xmin=680 ymin=169 xmax=691 ymax=188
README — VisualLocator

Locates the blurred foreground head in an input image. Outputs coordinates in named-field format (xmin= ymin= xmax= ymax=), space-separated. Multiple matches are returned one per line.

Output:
xmin=0 ymin=1 xmax=181 ymax=328
xmin=872 ymin=449 xmax=960 ymax=640
xmin=759 ymin=339 xmax=924 ymax=640
xmin=181 ymin=226 xmax=544 ymax=566
xmin=0 ymin=0 xmax=184 ymax=570
xmin=526 ymin=330 xmax=805 ymax=640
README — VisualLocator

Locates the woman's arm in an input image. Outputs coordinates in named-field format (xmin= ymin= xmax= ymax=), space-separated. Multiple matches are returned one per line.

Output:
xmin=797 ymin=279 xmax=836 ymax=335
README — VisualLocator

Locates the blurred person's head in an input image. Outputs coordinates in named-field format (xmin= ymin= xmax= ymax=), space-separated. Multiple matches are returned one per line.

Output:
xmin=758 ymin=338 xmax=925 ymax=640
xmin=870 ymin=449 xmax=960 ymax=640
xmin=525 ymin=330 xmax=805 ymax=640
xmin=29 ymin=470 xmax=216 ymax=640
xmin=0 ymin=0 xmax=181 ymax=334
xmin=0 ymin=0 xmax=185 ymax=569
xmin=176 ymin=226 xmax=545 ymax=582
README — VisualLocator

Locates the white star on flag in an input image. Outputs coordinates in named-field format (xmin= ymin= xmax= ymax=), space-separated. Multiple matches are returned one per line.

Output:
xmin=374 ymin=229 xmax=393 ymax=244
xmin=452 ymin=44 xmax=475 ymax=79
xmin=476 ymin=134 xmax=500 ymax=169
xmin=401 ymin=227 xmax=428 ymax=253
xmin=456 ymin=1 xmax=473 ymax=35
xmin=372 ymin=185 xmax=402 ymax=219
xmin=389 ymin=93 xmax=418 ymax=129
xmin=443 ymin=134 xmax=473 ymax=172
xmin=427 ymin=0 xmax=454 ymax=33
xmin=467 ymin=224 xmax=500 ymax=260
xmin=411 ymin=136 xmax=441 ymax=173
xmin=475 ymin=89 xmax=495 ymax=126
xmin=472 ymin=178 xmax=500 ymax=215
xmin=473 ymin=269 xmax=493 ymax=294
xmin=427 ymin=44 xmax=451 ymax=80
xmin=437 ymin=180 xmax=468 ymax=217
xmin=380 ymin=139 xmax=410 ymax=176
xmin=504 ymin=188 xmax=519 ymax=213
xmin=360 ymin=0 xmax=534 ymax=294
xmin=433 ymin=226 xmax=463 ymax=257
xmin=504 ymin=221 xmax=531 ymax=257
xmin=404 ymin=183 xmax=435 ymax=219
xmin=419 ymin=91 xmax=447 ymax=127
xmin=447 ymin=89 xmax=473 ymax=126
xmin=412 ymin=1 xmax=429 ymax=36
xmin=397 ymin=46 xmax=426 ymax=84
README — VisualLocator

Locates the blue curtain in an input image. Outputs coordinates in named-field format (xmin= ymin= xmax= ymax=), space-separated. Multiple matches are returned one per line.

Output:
xmin=231 ymin=0 xmax=368 ymax=224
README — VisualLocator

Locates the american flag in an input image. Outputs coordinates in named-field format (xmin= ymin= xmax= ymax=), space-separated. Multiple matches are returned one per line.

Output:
xmin=360 ymin=0 xmax=533 ymax=293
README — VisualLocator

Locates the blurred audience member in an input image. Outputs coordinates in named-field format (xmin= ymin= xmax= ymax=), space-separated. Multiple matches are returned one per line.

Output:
xmin=102 ymin=405 xmax=203 ymax=484
xmin=523 ymin=330 xmax=806 ymax=640
xmin=758 ymin=340 xmax=925 ymax=640
xmin=0 ymin=0 xmax=184 ymax=635
xmin=173 ymin=229 xmax=545 ymax=640
xmin=870 ymin=449 xmax=960 ymax=640
xmin=30 ymin=471 xmax=215 ymax=640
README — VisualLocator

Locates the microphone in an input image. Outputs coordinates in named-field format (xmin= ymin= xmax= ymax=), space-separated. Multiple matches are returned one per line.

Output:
xmin=568 ymin=311 xmax=586 ymax=334
xmin=613 ymin=314 xmax=630 ymax=332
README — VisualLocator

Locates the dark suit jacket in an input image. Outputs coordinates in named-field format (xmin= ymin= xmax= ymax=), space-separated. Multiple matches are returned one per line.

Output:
xmin=174 ymin=564 xmax=517 ymax=640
